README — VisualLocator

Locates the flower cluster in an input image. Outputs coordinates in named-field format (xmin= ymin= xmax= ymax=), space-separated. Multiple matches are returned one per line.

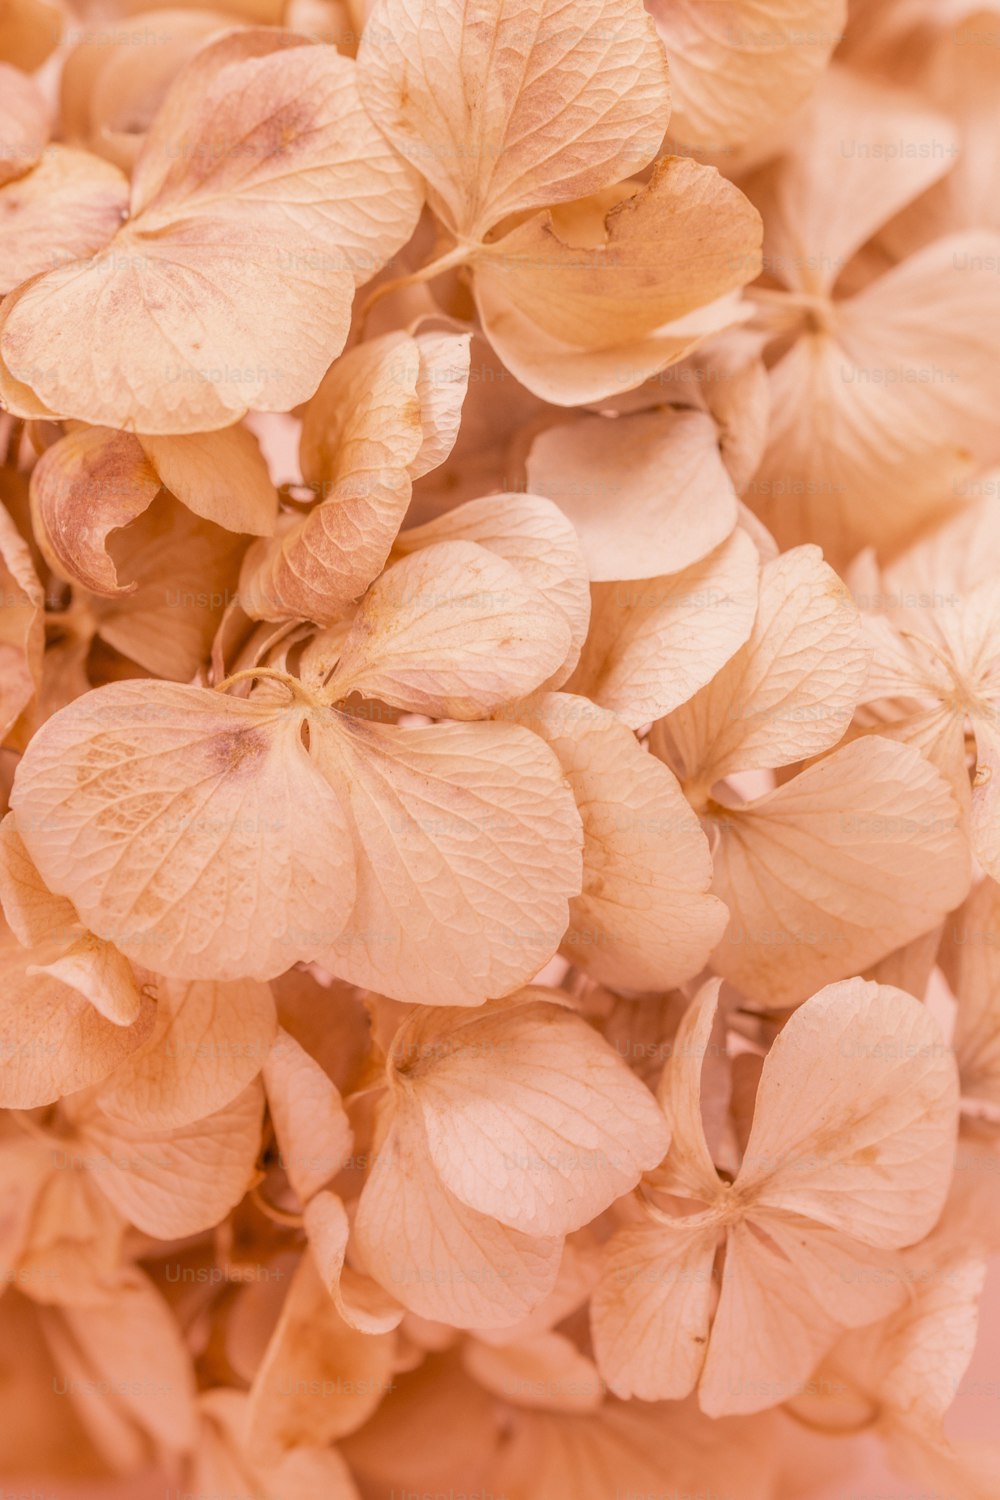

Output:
xmin=0 ymin=0 xmax=999 ymax=1496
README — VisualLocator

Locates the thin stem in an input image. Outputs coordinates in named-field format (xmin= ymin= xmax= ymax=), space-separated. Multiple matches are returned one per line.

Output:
xmin=784 ymin=1401 xmax=881 ymax=1437
xmin=214 ymin=667 xmax=315 ymax=706
xmin=357 ymin=242 xmax=474 ymax=327
xmin=250 ymin=1185 xmax=304 ymax=1228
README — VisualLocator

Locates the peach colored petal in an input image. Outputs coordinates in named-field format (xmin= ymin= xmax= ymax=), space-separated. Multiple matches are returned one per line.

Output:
xmin=356 ymin=0 xmax=668 ymax=239
xmin=566 ymin=527 xmax=759 ymax=728
xmin=28 ymin=932 xmax=143 ymax=1027
xmin=100 ymin=975 xmax=277 ymax=1130
xmin=655 ymin=977 xmax=728 ymax=1203
xmin=46 ymin=1271 xmax=199 ymax=1458
xmin=263 ymin=1028 xmax=353 ymax=1202
xmin=0 ymin=498 xmax=43 ymax=742
xmin=522 ymin=692 xmax=727 ymax=990
xmin=0 ymin=146 xmax=128 ymax=295
xmin=525 ymin=407 xmax=738 ymax=582
xmin=659 ymin=544 xmax=870 ymax=789
xmin=650 ymin=0 xmax=846 ymax=151
xmin=354 ymin=1103 xmax=562 ymax=1329
xmin=492 ymin=1394 xmax=776 ymax=1500
xmin=0 ymin=35 xmax=421 ymax=432
xmin=396 ymin=491 xmax=590 ymax=688
xmin=591 ymin=1218 xmax=719 ymax=1400
xmin=0 ymin=811 xmax=78 ymax=948
xmin=698 ymin=1212 xmax=909 ymax=1416
xmin=299 ymin=331 xmax=426 ymax=495
xmin=463 ymin=1330 xmax=603 ymax=1412
xmin=313 ymin=716 xmax=582 ymax=1005
xmin=941 ymin=880 xmax=1000 ymax=1107
xmin=475 ymin=282 xmax=750 ymax=407
xmin=29 ymin=426 xmax=161 ymax=597
xmin=406 ymin=330 xmax=473 ymax=480
xmin=0 ymin=0 xmax=63 ymax=70
xmin=245 ymin=331 xmax=469 ymax=624
xmin=0 ymin=927 xmax=154 ymax=1107
xmin=738 ymin=978 xmax=959 ymax=1244
xmin=91 ymin=494 xmax=245 ymax=681
xmin=138 ymin=425 xmax=278 ymax=535
xmin=328 ymin=541 xmax=572 ymax=717
xmin=745 ymin=64 xmax=958 ymax=296
xmin=18 ymin=1151 xmax=127 ymax=1303
xmin=0 ymin=61 xmax=48 ymax=186
xmin=10 ymin=681 xmax=356 ymax=981
xmin=969 ymin=710 xmax=1000 ymax=880
xmin=391 ymin=995 xmax=669 ymax=1235
xmin=882 ymin=15 xmax=1000 ymax=252
xmin=59 ymin=9 xmax=236 ymax=173
xmin=69 ymin=1077 xmax=264 ymax=1237
xmin=304 ymin=1190 xmax=404 ymax=1333
xmin=245 ymin=1252 xmax=395 ymax=1463
xmin=473 ymin=161 xmax=762 ymax=401
xmin=710 ymin=737 xmax=970 ymax=1005
xmin=194 ymin=1387 xmax=361 ymax=1500
xmin=750 ymin=232 xmax=1000 ymax=564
